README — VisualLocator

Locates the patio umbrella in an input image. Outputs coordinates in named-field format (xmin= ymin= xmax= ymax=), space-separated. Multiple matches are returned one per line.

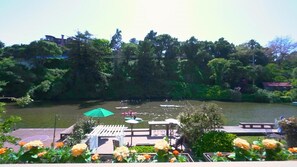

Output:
xmin=125 ymin=119 xmax=139 ymax=146
xmin=84 ymin=108 xmax=114 ymax=123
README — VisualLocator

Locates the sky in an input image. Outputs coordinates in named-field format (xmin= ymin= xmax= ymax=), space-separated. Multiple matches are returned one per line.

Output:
xmin=0 ymin=0 xmax=297 ymax=47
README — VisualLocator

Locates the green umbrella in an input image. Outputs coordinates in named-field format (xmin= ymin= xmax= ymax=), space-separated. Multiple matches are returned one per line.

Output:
xmin=84 ymin=108 xmax=114 ymax=118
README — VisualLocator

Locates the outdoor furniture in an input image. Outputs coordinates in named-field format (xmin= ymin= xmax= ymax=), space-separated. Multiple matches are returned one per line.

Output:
xmin=112 ymin=139 xmax=120 ymax=150
xmin=88 ymin=125 xmax=126 ymax=151
xmin=60 ymin=124 xmax=75 ymax=140
xmin=148 ymin=121 xmax=170 ymax=136
xmin=239 ymin=122 xmax=275 ymax=129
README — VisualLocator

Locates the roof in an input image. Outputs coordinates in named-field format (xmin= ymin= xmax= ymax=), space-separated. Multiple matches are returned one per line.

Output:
xmin=263 ymin=82 xmax=292 ymax=87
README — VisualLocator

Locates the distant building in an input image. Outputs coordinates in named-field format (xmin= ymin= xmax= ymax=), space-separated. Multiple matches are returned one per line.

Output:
xmin=44 ymin=35 xmax=69 ymax=46
xmin=263 ymin=82 xmax=292 ymax=91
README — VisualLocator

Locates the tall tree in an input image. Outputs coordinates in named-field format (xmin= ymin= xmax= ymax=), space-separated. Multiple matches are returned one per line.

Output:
xmin=66 ymin=31 xmax=110 ymax=99
xmin=213 ymin=38 xmax=235 ymax=59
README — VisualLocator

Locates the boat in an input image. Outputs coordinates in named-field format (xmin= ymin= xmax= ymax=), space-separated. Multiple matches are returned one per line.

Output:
xmin=160 ymin=104 xmax=182 ymax=108
xmin=124 ymin=117 xmax=143 ymax=122
xmin=115 ymin=106 xmax=129 ymax=110
xmin=292 ymin=102 xmax=297 ymax=106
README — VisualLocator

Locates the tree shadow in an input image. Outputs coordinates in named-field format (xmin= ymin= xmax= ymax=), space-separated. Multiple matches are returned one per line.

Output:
xmin=78 ymin=100 xmax=105 ymax=109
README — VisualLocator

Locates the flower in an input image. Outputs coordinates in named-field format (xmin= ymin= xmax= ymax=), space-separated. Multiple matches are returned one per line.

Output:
xmin=113 ymin=146 xmax=130 ymax=162
xmin=216 ymin=152 xmax=223 ymax=157
xmin=0 ymin=148 xmax=7 ymax=155
xmin=130 ymin=149 xmax=137 ymax=154
xmin=169 ymin=157 xmax=176 ymax=163
xmin=252 ymin=144 xmax=261 ymax=150
xmin=233 ymin=138 xmax=250 ymax=150
xmin=262 ymin=139 xmax=279 ymax=150
xmin=137 ymin=155 xmax=145 ymax=161
xmin=55 ymin=142 xmax=64 ymax=148
xmin=143 ymin=154 xmax=151 ymax=160
xmin=154 ymin=139 xmax=170 ymax=152
xmin=23 ymin=140 xmax=44 ymax=150
xmin=19 ymin=141 xmax=26 ymax=147
xmin=91 ymin=153 xmax=100 ymax=161
xmin=71 ymin=143 xmax=87 ymax=157
xmin=37 ymin=151 xmax=47 ymax=157
xmin=288 ymin=147 xmax=297 ymax=153
xmin=172 ymin=150 xmax=179 ymax=156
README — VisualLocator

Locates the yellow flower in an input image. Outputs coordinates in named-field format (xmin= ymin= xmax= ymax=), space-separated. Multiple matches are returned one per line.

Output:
xmin=130 ymin=149 xmax=137 ymax=154
xmin=288 ymin=147 xmax=297 ymax=153
xmin=55 ymin=142 xmax=64 ymax=149
xmin=0 ymin=148 xmax=7 ymax=155
xmin=113 ymin=146 xmax=129 ymax=161
xmin=91 ymin=153 xmax=100 ymax=161
xmin=169 ymin=157 xmax=176 ymax=163
xmin=154 ymin=139 xmax=170 ymax=152
xmin=23 ymin=140 xmax=44 ymax=151
xmin=71 ymin=143 xmax=87 ymax=157
xmin=137 ymin=155 xmax=145 ymax=161
xmin=233 ymin=138 xmax=250 ymax=150
xmin=37 ymin=151 xmax=47 ymax=157
xmin=262 ymin=139 xmax=279 ymax=150
xmin=252 ymin=144 xmax=261 ymax=150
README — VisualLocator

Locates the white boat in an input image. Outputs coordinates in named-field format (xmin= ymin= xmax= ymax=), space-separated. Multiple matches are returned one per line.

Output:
xmin=115 ymin=106 xmax=129 ymax=110
xmin=292 ymin=102 xmax=297 ymax=106
xmin=160 ymin=104 xmax=182 ymax=108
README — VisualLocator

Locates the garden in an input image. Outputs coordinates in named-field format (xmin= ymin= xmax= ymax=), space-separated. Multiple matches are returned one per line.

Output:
xmin=1 ymin=102 xmax=297 ymax=164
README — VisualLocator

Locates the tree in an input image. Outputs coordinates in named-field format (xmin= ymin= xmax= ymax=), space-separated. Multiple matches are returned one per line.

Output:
xmin=110 ymin=29 xmax=122 ymax=52
xmin=268 ymin=36 xmax=297 ymax=64
xmin=65 ymin=31 xmax=110 ymax=99
xmin=213 ymin=38 xmax=235 ymax=59
xmin=207 ymin=58 xmax=230 ymax=86
xmin=0 ymin=102 xmax=21 ymax=147
xmin=27 ymin=40 xmax=62 ymax=67
xmin=0 ymin=41 xmax=4 ymax=49
xmin=177 ymin=102 xmax=223 ymax=144
xmin=133 ymin=40 xmax=157 ymax=98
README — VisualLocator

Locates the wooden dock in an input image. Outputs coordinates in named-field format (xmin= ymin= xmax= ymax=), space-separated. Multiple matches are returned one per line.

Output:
xmin=218 ymin=126 xmax=279 ymax=136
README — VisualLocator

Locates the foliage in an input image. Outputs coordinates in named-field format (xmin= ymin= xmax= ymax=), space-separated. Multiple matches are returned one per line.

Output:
xmin=211 ymin=138 xmax=295 ymax=161
xmin=177 ymin=102 xmax=224 ymax=144
xmin=279 ymin=116 xmax=297 ymax=147
xmin=0 ymin=141 xmax=92 ymax=163
xmin=192 ymin=131 xmax=236 ymax=158
xmin=12 ymin=94 xmax=34 ymax=107
xmin=129 ymin=146 xmax=155 ymax=153
xmin=0 ymin=103 xmax=21 ymax=147
xmin=64 ymin=118 xmax=96 ymax=146
xmin=113 ymin=138 xmax=188 ymax=163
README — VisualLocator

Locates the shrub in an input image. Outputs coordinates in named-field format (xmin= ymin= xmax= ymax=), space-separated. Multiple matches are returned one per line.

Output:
xmin=65 ymin=118 xmax=96 ymax=146
xmin=129 ymin=146 xmax=155 ymax=153
xmin=192 ymin=131 xmax=236 ymax=159
xmin=177 ymin=102 xmax=224 ymax=144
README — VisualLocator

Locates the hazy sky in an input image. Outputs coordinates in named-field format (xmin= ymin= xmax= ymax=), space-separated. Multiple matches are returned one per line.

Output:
xmin=0 ymin=0 xmax=296 ymax=46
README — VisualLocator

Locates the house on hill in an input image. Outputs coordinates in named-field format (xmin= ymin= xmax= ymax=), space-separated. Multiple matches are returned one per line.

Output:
xmin=263 ymin=82 xmax=292 ymax=91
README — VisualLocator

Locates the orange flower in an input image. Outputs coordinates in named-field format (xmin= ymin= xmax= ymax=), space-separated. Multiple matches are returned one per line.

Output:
xmin=217 ymin=152 xmax=223 ymax=157
xmin=37 ymin=151 xmax=47 ymax=157
xmin=55 ymin=142 xmax=64 ymax=148
xmin=143 ymin=154 xmax=151 ymax=160
xmin=252 ymin=145 xmax=261 ymax=150
xmin=172 ymin=150 xmax=179 ymax=156
xmin=0 ymin=148 xmax=7 ymax=155
xmin=91 ymin=153 xmax=99 ymax=161
xmin=19 ymin=141 xmax=26 ymax=147
xmin=288 ymin=147 xmax=297 ymax=153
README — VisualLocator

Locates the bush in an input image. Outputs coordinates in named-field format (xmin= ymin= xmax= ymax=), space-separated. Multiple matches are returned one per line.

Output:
xmin=192 ymin=131 xmax=236 ymax=159
xmin=129 ymin=146 xmax=155 ymax=153
xmin=177 ymin=102 xmax=224 ymax=144
xmin=65 ymin=118 xmax=96 ymax=146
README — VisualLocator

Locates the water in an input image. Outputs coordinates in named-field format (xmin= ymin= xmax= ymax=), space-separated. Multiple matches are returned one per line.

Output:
xmin=5 ymin=100 xmax=297 ymax=128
